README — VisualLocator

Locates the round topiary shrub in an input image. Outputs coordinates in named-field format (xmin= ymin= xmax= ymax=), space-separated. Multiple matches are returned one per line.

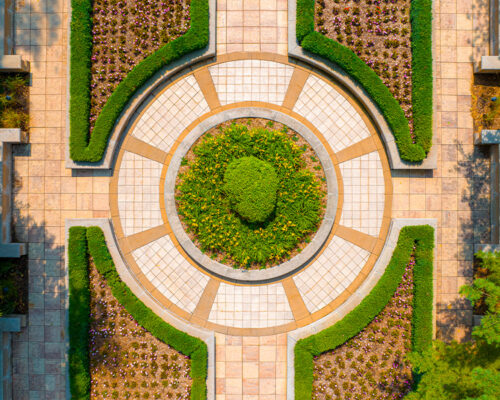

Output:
xmin=223 ymin=156 xmax=278 ymax=224
xmin=175 ymin=121 xmax=326 ymax=268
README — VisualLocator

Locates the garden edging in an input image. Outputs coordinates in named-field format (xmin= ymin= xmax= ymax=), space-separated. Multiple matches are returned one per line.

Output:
xmin=64 ymin=219 xmax=216 ymax=400
xmin=66 ymin=0 xmax=216 ymax=169
xmin=164 ymin=107 xmax=338 ymax=283
xmin=288 ymin=0 xmax=437 ymax=170
xmin=286 ymin=218 xmax=437 ymax=399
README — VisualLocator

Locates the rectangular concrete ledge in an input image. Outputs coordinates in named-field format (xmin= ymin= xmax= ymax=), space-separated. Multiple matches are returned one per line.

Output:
xmin=64 ymin=219 xmax=216 ymax=399
xmin=479 ymin=56 xmax=500 ymax=73
xmin=476 ymin=129 xmax=500 ymax=145
xmin=0 ymin=315 xmax=26 ymax=400
xmin=0 ymin=0 xmax=30 ymax=72
xmin=0 ymin=129 xmax=27 ymax=257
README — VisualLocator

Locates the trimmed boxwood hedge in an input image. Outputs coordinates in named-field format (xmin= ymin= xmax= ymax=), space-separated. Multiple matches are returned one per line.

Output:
xmin=68 ymin=227 xmax=208 ymax=399
xmin=294 ymin=225 xmax=434 ymax=399
xmin=69 ymin=0 xmax=210 ymax=162
xmin=68 ymin=227 xmax=91 ymax=400
xmin=296 ymin=0 xmax=433 ymax=163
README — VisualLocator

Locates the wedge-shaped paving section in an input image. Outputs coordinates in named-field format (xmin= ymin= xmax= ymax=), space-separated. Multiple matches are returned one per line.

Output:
xmin=293 ymin=75 xmax=371 ymax=153
xmin=339 ymin=151 xmax=385 ymax=236
xmin=133 ymin=235 xmax=210 ymax=313
xmin=209 ymin=60 xmax=293 ymax=105
xmin=294 ymin=236 xmax=369 ymax=313
xmin=118 ymin=152 xmax=163 ymax=236
xmin=131 ymin=75 xmax=210 ymax=153
xmin=208 ymin=282 xmax=294 ymax=329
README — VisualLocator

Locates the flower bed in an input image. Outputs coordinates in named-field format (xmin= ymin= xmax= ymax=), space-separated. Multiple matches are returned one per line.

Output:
xmin=296 ymin=0 xmax=432 ymax=163
xmin=89 ymin=264 xmax=192 ymax=399
xmin=89 ymin=0 xmax=190 ymax=131
xmin=294 ymin=225 xmax=434 ymax=399
xmin=315 ymin=0 xmax=413 ymax=132
xmin=0 ymin=73 xmax=29 ymax=131
xmin=70 ymin=0 xmax=209 ymax=162
xmin=68 ymin=227 xmax=208 ymax=400
xmin=313 ymin=257 xmax=415 ymax=399
xmin=175 ymin=119 xmax=326 ymax=269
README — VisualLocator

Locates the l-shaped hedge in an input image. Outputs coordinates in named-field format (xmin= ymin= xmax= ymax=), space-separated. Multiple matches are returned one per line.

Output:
xmin=294 ymin=225 xmax=434 ymax=398
xmin=296 ymin=0 xmax=433 ymax=163
xmin=69 ymin=0 xmax=209 ymax=162
xmin=68 ymin=226 xmax=208 ymax=399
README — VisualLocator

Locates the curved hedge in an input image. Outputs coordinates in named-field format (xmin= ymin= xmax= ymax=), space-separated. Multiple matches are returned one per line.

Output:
xmin=68 ymin=227 xmax=208 ymax=399
xmin=296 ymin=0 xmax=433 ymax=163
xmin=69 ymin=0 xmax=210 ymax=162
xmin=294 ymin=225 xmax=434 ymax=398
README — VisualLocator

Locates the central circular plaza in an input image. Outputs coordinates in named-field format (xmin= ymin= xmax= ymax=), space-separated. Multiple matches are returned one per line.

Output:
xmin=110 ymin=54 xmax=393 ymax=335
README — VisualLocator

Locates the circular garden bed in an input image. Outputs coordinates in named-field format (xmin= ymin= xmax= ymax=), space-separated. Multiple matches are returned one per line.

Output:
xmin=175 ymin=118 xmax=327 ymax=269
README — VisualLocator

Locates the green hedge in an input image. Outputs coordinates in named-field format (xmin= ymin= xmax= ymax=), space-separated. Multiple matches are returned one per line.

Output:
xmin=69 ymin=0 xmax=210 ymax=162
xmin=68 ymin=227 xmax=208 ymax=399
xmin=296 ymin=0 xmax=432 ymax=163
xmin=294 ymin=225 xmax=434 ymax=398
xmin=68 ymin=227 xmax=91 ymax=400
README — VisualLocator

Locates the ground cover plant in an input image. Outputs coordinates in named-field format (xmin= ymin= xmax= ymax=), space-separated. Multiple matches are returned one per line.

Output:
xmin=68 ymin=227 xmax=208 ymax=400
xmin=471 ymin=74 xmax=500 ymax=132
xmin=295 ymin=225 xmax=434 ymax=399
xmin=89 ymin=0 xmax=190 ymax=131
xmin=70 ymin=0 xmax=209 ymax=162
xmin=89 ymin=264 xmax=192 ymax=399
xmin=0 ymin=73 xmax=29 ymax=131
xmin=176 ymin=119 xmax=326 ymax=269
xmin=297 ymin=0 xmax=432 ymax=162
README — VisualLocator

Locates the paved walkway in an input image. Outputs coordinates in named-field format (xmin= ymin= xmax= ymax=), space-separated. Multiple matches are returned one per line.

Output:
xmin=7 ymin=0 xmax=484 ymax=399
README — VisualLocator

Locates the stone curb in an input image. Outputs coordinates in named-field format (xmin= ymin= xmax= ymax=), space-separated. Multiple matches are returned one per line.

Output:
xmin=65 ymin=0 xmax=217 ymax=170
xmin=287 ymin=0 xmax=437 ymax=170
xmin=64 ymin=219 xmax=216 ymax=400
xmin=165 ymin=107 xmax=337 ymax=283
xmin=285 ymin=218 xmax=438 ymax=399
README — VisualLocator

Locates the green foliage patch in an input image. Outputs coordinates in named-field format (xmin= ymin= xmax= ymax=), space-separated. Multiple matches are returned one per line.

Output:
xmin=176 ymin=124 xmax=325 ymax=267
xmin=223 ymin=156 xmax=278 ymax=224
xmin=294 ymin=225 xmax=434 ymax=398
xmin=69 ymin=0 xmax=209 ymax=162
xmin=296 ymin=0 xmax=433 ymax=163
xmin=68 ymin=227 xmax=208 ymax=399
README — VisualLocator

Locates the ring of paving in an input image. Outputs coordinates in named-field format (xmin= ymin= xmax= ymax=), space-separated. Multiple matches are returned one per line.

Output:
xmin=110 ymin=54 xmax=393 ymax=335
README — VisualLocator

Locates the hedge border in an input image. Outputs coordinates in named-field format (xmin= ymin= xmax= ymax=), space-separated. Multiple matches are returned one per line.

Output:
xmin=69 ymin=0 xmax=210 ymax=162
xmin=68 ymin=227 xmax=208 ymax=399
xmin=296 ymin=0 xmax=433 ymax=163
xmin=294 ymin=225 xmax=434 ymax=398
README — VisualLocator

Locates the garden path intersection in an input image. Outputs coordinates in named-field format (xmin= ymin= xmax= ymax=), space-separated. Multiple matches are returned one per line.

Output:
xmin=8 ymin=0 xmax=483 ymax=399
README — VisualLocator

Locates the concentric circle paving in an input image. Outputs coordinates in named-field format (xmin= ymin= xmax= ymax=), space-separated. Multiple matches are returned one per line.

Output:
xmin=110 ymin=53 xmax=393 ymax=335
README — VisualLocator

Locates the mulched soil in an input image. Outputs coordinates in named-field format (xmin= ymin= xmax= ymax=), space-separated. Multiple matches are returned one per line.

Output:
xmin=313 ymin=256 xmax=415 ymax=400
xmin=175 ymin=118 xmax=327 ymax=269
xmin=89 ymin=0 xmax=190 ymax=131
xmin=471 ymin=73 xmax=500 ymax=133
xmin=89 ymin=263 xmax=192 ymax=399
xmin=315 ymin=0 xmax=413 ymax=135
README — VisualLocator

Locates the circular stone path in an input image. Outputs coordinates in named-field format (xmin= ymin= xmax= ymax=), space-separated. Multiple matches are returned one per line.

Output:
xmin=110 ymin=53 xmax=393 ymax=335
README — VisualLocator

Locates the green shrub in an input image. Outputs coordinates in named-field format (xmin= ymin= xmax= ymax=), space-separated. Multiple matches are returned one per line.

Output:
xmin=294 ymin=225 xmax=434 ymax=398
xmin=0 ymin=260 xmax=17 ymax=315
xmin=223 ymin=156 xmax=278 ymax=223
xmin=176 ymin=124 xmax=325 ymax=267
xmin=296 ymin=0 xmax=433 ymax=163
xmin=69 ymin=0 xmax=210 ymax=162
xmin=68 ymin=227 xmax=208 ymax=399
xmin=68 ymin=226 xmax=91 ymax=400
